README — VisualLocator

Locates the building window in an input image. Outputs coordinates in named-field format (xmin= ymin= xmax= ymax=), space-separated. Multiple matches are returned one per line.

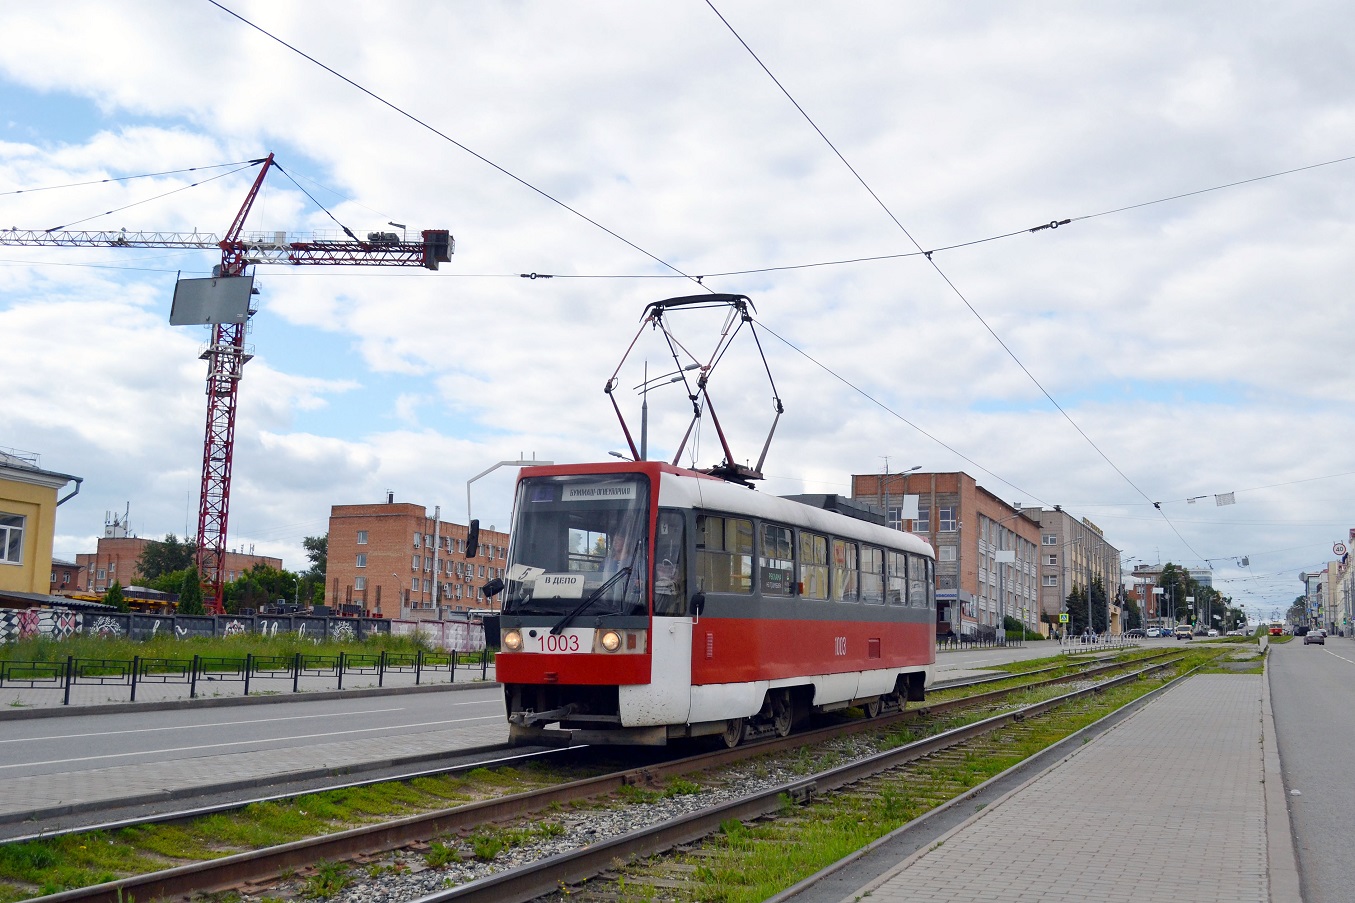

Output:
xmin=1043 ymin=575 xmax=1059 ymax=586
xmin=97 ymin=568 xmax=107 ymax=580
xmin=412 ymin=555 xmax=420 ymax=569
xmin=62 ymin=573 xmax=70 ymax=585
xmin=356 ymin=553 xmax=367 ymax=568
xmin=939 ymin=546 xmax=956 ymax=562
xmin=938 ymin=507 xmax=957 ymax=532
xmin=914 ymin=508 xmax=930 ymax=534
xmin=422 ymin=578 xmax=431 ymax=593
xmin=356 ymin=530 xmax=368 ymax=545
xmin=354 ymin=576 xmax=366 ymax=591
xmin=458 ymin=539 xmax=465 ymax=553
xmin=1046 ymin=555 xmax=1058 ymax=566
xmin=425 ymin=556 xmax=433 ymax=571
xmin=413 ymin=532 xmax=421 ymax=548
xmin=1042 ymin=534 xmax=1058 ymax=546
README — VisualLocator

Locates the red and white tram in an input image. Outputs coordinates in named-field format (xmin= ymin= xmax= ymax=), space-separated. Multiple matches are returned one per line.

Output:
xmin=489 ymin=460 xmax=937 ymax=746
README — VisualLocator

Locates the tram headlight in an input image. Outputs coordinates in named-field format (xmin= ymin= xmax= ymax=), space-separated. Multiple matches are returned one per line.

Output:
xmin=600 ymin=629 xmax=622 ymax=652
xmin=502 ymin=629 xmax=523 ymax=652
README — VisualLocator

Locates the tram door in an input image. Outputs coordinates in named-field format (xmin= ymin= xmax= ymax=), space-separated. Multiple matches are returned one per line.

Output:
xmin=638 ymin=510 xmax=692 ymax=723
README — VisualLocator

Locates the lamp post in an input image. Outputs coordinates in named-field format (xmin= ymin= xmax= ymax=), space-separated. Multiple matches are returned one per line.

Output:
xmin=633 ymin=363 xmax=701 ymax=461
xmin=880 ymin=462 xmax=922 ymax=530
xmin=466 ymin=456 xmax=554 ymax=522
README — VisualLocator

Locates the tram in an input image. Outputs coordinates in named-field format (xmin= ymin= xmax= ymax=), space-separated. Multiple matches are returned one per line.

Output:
xmin=488 ymin=460 xmax=937 ymax=746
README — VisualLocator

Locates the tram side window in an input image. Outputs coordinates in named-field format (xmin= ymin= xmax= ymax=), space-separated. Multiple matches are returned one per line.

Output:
xmin=799 ymin=531 xmax=829 ymax=601
xmin=696 ymin=515 xmax=754 ymax=594
xmin=860 ymin=547 xmax=885 ymax=604
xmin=832 ymin=539 xmax=859 ymax=602
xmin=653 ymin=510 xmax=687 ymax=616
xmin=760 ymin=523 xmax=795 ymax=596
xmin=908 ymin=553 xmax=929 ymax=608
xmin=886 ymin=551 xmax=906 ymax=605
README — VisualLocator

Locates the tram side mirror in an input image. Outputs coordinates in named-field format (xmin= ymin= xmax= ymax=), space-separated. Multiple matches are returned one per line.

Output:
xmin=482 ymin=577 xmax=504 ymax=598
xmin=690 ymin=591 xmax=706 ymax=621
xmin=466 ymin=519 xmax=480 ymax=560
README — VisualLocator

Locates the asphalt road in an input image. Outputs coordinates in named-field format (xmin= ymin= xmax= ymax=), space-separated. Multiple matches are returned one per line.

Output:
xmin=0 ymin=684 xmax=507 ymax=779
xmin=1268 ymin=635 xmax=1355 ymax=903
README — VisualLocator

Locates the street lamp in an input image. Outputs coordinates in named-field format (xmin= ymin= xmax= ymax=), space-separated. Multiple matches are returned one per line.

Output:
xmin=634 ymin=362 xmax=701 ymax=461
xmin=880 ymin=462 xmax=922 ymax=531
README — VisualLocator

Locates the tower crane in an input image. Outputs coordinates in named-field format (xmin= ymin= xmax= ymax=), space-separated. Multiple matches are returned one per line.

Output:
xmin=0 ymin=153 xmax=453 ymax=611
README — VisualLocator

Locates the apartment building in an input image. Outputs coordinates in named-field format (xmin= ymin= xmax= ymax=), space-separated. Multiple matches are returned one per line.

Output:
xmin=851 ymin=470 xmax=1042 ymax=636
xmin=326 ymin=496 xmax=510 ymax=620
xmin=75 ymin=536 xmax=280 ymax=594
xmin=1025 ymin=506 xmax=1123 ymax=633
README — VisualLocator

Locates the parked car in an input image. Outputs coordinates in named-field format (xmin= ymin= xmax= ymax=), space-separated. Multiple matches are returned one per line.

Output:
xmin=1304 ymin=629 xmax=1326 ymax=646
xmin=1126 ymin=628 xmax=1146 ymax=638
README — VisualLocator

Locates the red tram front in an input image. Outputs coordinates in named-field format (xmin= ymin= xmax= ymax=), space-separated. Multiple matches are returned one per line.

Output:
xmin=493 ymin=461 xmax=936 ymax=746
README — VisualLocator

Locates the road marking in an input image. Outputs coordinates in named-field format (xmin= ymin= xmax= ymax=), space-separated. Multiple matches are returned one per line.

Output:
xmin=0 ymin=706 xmax=410 ymax=745
xmin=0 ymin=698 xmax=495 ymax=746
xmin=1324 ymin=648 xmax=1355 ymax=665
xmin=0 ymin=714 xmax=505 ymax=770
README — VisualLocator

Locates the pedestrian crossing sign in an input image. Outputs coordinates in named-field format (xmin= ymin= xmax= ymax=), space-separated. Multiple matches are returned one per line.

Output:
xmin=1058 ymin=613 xmax=1070 ymax=623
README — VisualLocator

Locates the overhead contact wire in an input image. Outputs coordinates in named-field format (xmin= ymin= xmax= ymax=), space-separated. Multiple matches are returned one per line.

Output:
xmin=206 ymin=0 xmax=708 ymax=291
xmin=706 ymin=0 xmax=1208 ymax=562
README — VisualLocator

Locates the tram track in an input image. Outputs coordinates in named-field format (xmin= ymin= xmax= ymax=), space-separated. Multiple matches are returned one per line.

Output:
xmin=8 ymin=648 xmax=1191 ymax=903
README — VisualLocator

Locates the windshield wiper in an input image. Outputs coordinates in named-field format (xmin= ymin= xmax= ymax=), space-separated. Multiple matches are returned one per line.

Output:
xmin=550 ymin=566 xmax=632 ymax=635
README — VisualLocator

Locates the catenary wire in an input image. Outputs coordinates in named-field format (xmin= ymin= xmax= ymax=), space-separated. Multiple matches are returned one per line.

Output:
xmin=704 ymin=0 xmax=1208 ymax=563
xmin=205 ymin=0 xmax=709 ymax=292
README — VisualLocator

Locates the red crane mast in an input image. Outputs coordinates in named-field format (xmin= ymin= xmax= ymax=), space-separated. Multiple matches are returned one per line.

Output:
xmin=1 ymin=153 xmax=453 ymax=611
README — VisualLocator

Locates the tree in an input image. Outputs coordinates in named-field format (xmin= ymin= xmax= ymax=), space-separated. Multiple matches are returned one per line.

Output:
xmin=1123 ymin=598 xmax=1143 ymax=630
xmin=103 ymin=580 xmax=128 ymax=612
xmin=137 ymin=534 xmax=196 ymax=582
xmin=178 ymin=569 xmax=206 ymax=616
xmin=1065 ymin=577 xmax=1110 ymax=635
xmin=303 ymin=534 xmax=327 ymax=578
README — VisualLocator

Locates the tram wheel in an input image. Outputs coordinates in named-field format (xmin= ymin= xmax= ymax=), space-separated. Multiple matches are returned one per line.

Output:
xmin=863 ymin=698 xmax=883 ymax=719
xmin=771 ymin=691 xmax=794 ymax=738
xmin=722 ymin=717 xmax=747 ymax=748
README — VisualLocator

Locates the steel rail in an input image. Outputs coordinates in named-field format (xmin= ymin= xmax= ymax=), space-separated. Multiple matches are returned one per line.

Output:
xmin=21 ymin=651 xmax=1182 ymax=903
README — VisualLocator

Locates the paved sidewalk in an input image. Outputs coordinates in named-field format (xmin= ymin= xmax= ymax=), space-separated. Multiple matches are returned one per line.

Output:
xmin=843 ymin=674 xmax=1298 ymax=903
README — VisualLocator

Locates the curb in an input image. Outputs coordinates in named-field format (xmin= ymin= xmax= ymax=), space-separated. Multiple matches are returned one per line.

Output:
xmin=1263 ymin=655 xmax=1303 ymax=902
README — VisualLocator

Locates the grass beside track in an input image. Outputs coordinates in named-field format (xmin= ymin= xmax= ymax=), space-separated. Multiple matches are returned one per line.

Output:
xmin=0 ymin=766 xmax=563 ymax=902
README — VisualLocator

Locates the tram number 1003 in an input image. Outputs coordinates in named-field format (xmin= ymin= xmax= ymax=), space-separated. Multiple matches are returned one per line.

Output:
xmin=538 ymin=633 xmax=583 ymax=653
xmin=834 ymin=636 xmax=848 ymax=656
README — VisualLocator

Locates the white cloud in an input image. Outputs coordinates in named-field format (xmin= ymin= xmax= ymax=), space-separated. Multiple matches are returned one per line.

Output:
xmin=3 ymin=1 xmax=1354 ymax=616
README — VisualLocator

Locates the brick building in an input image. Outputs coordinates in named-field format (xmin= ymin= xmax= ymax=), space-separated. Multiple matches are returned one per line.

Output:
xmin=50 ymin=558 xmax=82 ymax=594
xmin=851 ymin=471 xmax=1042 ymax=637
xmin=326 ymin=497 xmax=510 ymax=620
xmin=75 ymin=536 xmax=281 ymax=594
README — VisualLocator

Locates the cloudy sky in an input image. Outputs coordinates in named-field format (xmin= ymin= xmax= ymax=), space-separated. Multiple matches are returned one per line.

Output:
xmin=3 ymin=1 xmax=1353 ymax=619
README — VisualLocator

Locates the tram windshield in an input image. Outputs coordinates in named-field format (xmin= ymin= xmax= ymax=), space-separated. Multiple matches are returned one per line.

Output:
xmin=502 ymin=473 xmax=650 ymax=618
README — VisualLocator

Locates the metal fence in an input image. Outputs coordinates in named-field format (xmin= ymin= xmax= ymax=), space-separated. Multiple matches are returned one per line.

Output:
xmin=0 ymin=649 xmax=491 ymax=706
xmin=936 ymin=633 xmax=1032 ymax=652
